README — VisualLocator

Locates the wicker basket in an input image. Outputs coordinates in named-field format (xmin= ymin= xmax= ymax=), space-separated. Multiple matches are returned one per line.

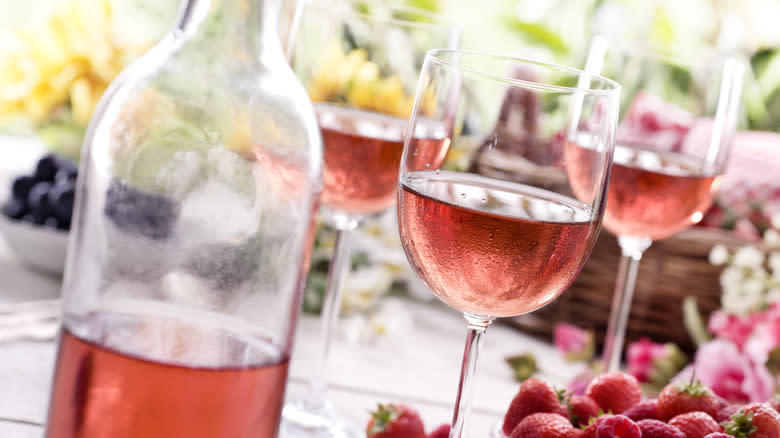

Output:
xmin=506 ymin=227 xmax=749 ymax=355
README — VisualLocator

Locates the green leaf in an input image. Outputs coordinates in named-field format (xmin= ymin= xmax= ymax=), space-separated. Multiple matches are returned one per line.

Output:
xmin=505 ymin=18 xmax=568 ymax=55
xmin=403 ymin=0 xmax=440 ymax=13
xmin=756 ymin=50 xmax=780 ymax=97
xmin=303 ymin=271 xmax=328 ymax=314
xmin=505 ymin=352 xmax=538 ymax=382
xmin=368 ymin=404 xmax=401 ymax=435
xmin=648 ymin=343 xmax=688 ymax=390
xmin=766 ymin=347 xmax=780 ymax=376
xmin=683 ymin=297 xmax=712 ymax=347
xmin=724 ymin=410 xmax=757 ymax=438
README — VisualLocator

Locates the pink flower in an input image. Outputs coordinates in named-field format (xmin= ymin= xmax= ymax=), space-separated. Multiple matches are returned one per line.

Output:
xmin=626 ymin=337 xmax=688 ymax=387
xmin=618 ymin=91 xmax=694 ymax=151
xmin=733 ymin=217 xmax=763 ymax=241
xmin=745 ymin=304 xmax=780 ymax=366
xmin=626 ymin=337 xmax=667 ymax=383
xmin=673 ymin=339 xmax=774 ymax=403
xmin=566 ymin=368 xmax=595 ymax=396
xmin=554 ymin=323 xmax=594 ymax=362
xmin=708 ymin=310 xmax=767 ymax=349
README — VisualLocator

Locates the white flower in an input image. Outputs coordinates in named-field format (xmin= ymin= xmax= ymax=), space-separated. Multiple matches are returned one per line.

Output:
xmin=769 ymin=252 xmax=780 ymax=278
xmin=764 ymin=229 xmax=780 ymax=248
xmin=751 ymin=265 xmax=769 ymax=280
xmin=339 ymin=298 xmax=414 ymax=345
xmin=367 ymin=298 xmax=414 ymax=341
xmin=720 ymin=266 xmax=745 ymax=291
xmin=766 ymin=287 xmax=780 ymax=304
xmin=722 ymin=288 xmax=752 ymax=315
xmin=743 ymin=277 xmax=766 ymax=298
xmin=709 ymin=244 xmax=730 ymax=265
xmin=340 ymin=265 xmax=394 ymax=314
xmin=733 ymin=245 xmax=765 ymax=268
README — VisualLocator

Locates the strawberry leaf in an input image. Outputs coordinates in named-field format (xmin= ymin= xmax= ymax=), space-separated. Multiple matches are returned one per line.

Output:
xmin=368 ymin=404 xmax=401 ymax=435
xmin=676 ymin=379 xmax=714 ymax=397
xmin=557 ymin=388 xmax=571 ymax=404
xmin=724 ymin=410 xmax=758 ymax=438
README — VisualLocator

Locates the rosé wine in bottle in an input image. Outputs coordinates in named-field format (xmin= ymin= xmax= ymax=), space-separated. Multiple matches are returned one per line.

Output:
xmin=398 ymin=170 xmax=599 ymax=317
xmin=604 ymin=144 xmax=720 ymax=240
xmin=316 ymin=103 xmax=448 ymax=215
xmin=45 ymin=313 xmax=289 ymax=438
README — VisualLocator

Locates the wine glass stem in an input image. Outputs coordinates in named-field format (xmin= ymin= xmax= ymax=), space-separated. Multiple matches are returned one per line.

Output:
xmin=450 ymin=314 xmax=494 ymax=438
xmin=602 ymin=235 xmax=651 ymax=373
xmin=305 ymin=223 xmax=357 ymax=410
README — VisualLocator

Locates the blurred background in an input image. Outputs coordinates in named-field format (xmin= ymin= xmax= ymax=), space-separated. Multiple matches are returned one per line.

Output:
xmin=1 ymin=0 xmax=778 ymax=162
xmin=0 ymin=0 xmax=779 ymax=353
xmin=1 ymin=0 xmax=779 ymax=159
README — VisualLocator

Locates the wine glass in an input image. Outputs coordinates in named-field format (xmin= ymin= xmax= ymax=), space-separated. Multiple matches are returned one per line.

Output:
xmin=283 ymin=2 xmax=460 ymax=437
xmin=585 ymin=36 xmax=745 ymax=372
xmin=398 ymin=49 xmax=620 ymax=438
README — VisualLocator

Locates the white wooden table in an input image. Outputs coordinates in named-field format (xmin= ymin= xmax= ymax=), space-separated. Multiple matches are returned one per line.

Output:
xmin=0 ymin=137 xmax=583 ymax=437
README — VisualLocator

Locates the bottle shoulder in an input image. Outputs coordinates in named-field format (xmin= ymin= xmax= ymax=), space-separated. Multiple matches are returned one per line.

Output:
xmin=84 ymin=34 xmax=322 ymax=197
xmin=94 ymin=36 xmax=319 ymax=153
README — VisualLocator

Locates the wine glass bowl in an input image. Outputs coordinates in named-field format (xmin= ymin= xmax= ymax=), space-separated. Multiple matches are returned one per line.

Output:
xmin=587 ymin=36 xmax=744 ymax=371
xmin=601 ymin=45 xmax=740 ymax=240
xmin=399 ymin=173 xmax=600 ymax=318
xmin=397 ymin=49 xmax=620 ymax=437
xmin=282 ymin=3 xmax=460 ymax=437
xmin=289 ymin=1 xmax=460 ymax=223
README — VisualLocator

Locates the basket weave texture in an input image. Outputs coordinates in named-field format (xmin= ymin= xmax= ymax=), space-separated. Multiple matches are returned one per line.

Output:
xmin=506 ymin=227 xmax=748 ymax=355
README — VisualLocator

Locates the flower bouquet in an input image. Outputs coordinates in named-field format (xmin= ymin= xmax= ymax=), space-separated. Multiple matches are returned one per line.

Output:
xmin=0 ymin=0 xmax=170 ymax=158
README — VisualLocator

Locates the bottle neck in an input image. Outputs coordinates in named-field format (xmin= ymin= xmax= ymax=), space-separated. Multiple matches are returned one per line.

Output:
xmin=175 ymin=0 xmax=281 ymax=55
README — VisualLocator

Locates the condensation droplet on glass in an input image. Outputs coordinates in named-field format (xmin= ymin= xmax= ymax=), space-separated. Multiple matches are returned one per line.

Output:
xmin=481 ymin=198 xmax=487 ymax=203
xmin=413 ymin=150 xmax=418 ymax=156
xmin=460 ymin=193 xmax=466 ymax=199
xmin=425 ymin=163 xmax=430 ymax=169
xmin=434 ymin=169 xmax=440 ymax=175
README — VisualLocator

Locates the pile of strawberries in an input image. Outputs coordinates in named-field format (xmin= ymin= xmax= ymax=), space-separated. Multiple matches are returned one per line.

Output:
xmin=501 ymin=371 xmax=780 ymax=438
xmin=365 ymin=403 xmax=450 ymax=438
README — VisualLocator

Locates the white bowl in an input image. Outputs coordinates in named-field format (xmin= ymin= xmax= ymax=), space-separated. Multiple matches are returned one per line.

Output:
xmin=0 ymin=214 xmax=69 ymax=276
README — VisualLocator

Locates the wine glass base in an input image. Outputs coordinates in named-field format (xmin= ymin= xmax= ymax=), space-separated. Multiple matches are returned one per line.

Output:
xmin=279 ymin=401 xmax=362 ymax=438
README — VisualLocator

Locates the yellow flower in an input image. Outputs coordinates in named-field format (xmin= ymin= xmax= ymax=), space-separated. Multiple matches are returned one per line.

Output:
xmin=0 ymin=0 xmax=143 ymax=127
xmin=307 ymin=41 xmax=435 ymax=119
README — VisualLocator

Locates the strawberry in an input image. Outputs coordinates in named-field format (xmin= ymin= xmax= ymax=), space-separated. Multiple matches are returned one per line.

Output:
xmin=510 ymin=413 xmax=573 ymax=438
xmin=583 ymin=415 xmax=611 ymax=438
xmin=582 ymin=415 xmax=639 ymax=438
xmin=428 ymin=423 xmax=450 ymax=438
xmin=585 ymin=372 xmax=642 ymax=414
xmin=702 ymin=434 xmax=732 ymax=438
xmin=637 ymin=419 xmax=686 ymax=438
xmin=366 ymin=404 xmax=426 ymax=438
xmin=723 ymin=403 xmax=780 ymax=438
xmin=668 ymin=412 xmax=722 ymax=438
xmin=657 ymin=380 xmax=719 ymax=422
xmin=566 ymin=394 xmax=601 ymax=427
xmin=569 ymin=427 xmax=585 ymax=438
xmin=592 ymin=414 xmax=641 ymax=438
xmin=502 ymin=377 xmax=566 ymax=436
xmin=623 ymin=399 xmax=660 ymax=421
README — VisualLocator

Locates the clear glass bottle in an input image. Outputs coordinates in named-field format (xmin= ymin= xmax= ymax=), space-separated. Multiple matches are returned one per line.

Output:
xmin=43 ymin=0 xmax=322 ymax=437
